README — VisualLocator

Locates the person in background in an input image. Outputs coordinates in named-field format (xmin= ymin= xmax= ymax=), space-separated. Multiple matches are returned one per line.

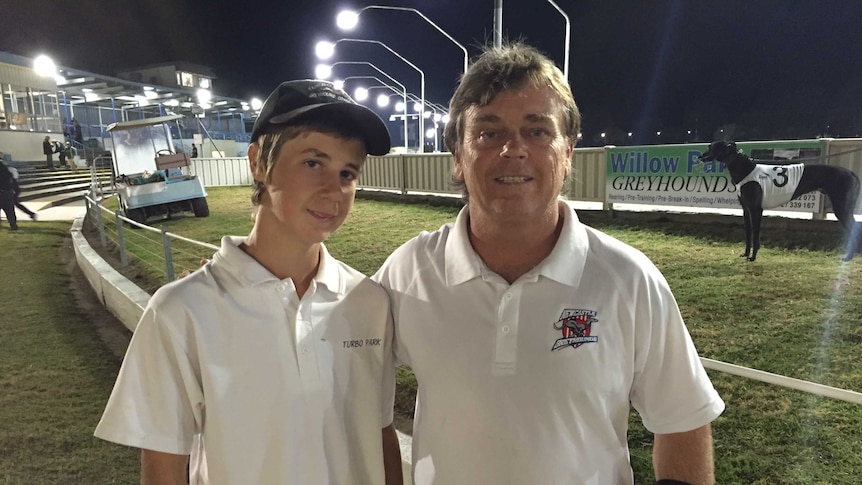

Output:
xmin=72 ymin=118 xmax=83 ymax=145
xmin=2 ymin=161 xmax=37 ymax=221
xmin=42 ymin=136 xmax=54 ymax=170
xmin=0 ymin=161 xmax=18 ymax=230
xmin=191 ymin=143 xmax=198 ymax=158
xmin=64 ymin=142 xmax=78 ymax=172
xmin=56 ymin=140 xmax=67 ymax=168
xmin=95 ymin=79 xmax=402 ymax=485
xmin=374 ymin=42 xmax=725 ymax=485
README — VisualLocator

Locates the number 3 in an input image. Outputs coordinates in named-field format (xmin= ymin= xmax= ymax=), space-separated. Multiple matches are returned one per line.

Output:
xmin=771 ymin=167 xmax=788 ymax=187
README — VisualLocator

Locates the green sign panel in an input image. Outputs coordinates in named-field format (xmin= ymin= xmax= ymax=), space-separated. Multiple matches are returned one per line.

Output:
xmin=605 ymin=141 xmax=824 ymax=212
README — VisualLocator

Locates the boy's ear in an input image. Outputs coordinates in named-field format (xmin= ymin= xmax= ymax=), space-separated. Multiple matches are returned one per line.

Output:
xmin=247 ymin=143 xmax=265 ymax=182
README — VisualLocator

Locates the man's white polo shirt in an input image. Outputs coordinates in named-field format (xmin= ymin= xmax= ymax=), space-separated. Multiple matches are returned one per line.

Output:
xmin=374 ymin=202 xmax=724 ymax=484
xmin=96 ymin=236 xmax=395 ymax=484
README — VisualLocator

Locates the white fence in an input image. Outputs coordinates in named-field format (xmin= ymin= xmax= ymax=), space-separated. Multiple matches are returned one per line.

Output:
xmin=190 ymin=139 xmax=862 ymax=217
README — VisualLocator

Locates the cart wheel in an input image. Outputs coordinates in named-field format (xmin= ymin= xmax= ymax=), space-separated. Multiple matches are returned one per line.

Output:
xmin=192 ymin=197 xmax=210 ymax=217
xmin=126 ymin=208 xmax=147 ymax=227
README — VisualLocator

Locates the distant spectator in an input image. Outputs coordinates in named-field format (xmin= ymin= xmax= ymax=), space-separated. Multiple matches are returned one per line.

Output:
xmin=4 ymin=163 xmax=36 ymax=221
xmin=191 ymin=143 xmax=198 ymax=158
xmin=0 ymin=161 xmax=18 ymax=230
xmin=56 ymin=141 xmax=67 ymax=168
xmin=72 ymin=118 xmax=83 ymax=145
xmin=65 ymin=142 xmax=78 ymax=172
xmin=42 ymin=136 xmax=54 ymax=169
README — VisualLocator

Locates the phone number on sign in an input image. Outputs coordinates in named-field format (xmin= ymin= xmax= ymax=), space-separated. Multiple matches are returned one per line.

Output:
xmin=784 ymin=193 xmax=817 ymax=210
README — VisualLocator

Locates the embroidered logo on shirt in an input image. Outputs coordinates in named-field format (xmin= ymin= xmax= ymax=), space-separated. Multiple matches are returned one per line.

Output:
xmin=551 ymin=308 xmax=598 ymax=351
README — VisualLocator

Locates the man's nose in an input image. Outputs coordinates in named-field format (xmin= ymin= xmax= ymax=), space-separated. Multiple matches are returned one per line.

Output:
xmin=500 ymin=133 xmax=527 ymax=158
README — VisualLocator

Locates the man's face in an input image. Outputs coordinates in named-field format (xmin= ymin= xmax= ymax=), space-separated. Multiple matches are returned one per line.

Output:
xmin=248 ymin=131 xmax=366 ymax=247
xmin=453 ymin=85 xmax=573 ymax=223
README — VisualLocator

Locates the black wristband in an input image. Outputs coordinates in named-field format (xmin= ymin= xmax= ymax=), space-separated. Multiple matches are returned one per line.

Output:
xmin=655 ymin=480 xmax=693 ymax=485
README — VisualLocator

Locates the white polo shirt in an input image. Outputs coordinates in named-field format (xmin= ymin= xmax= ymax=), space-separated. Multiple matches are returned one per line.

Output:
xmin=374 ymin=202 xmax=724 ymax=484
xmin=95 ymin=236 xmax=395 ymax=485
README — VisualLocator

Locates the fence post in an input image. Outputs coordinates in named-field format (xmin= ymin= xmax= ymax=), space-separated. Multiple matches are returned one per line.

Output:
xmin=95 ymin=198 xmax=107 ymax=248
xmin=115 ymin=212 xmax=128 ymax=266
xmin=400 ymin=154 xmax=408 ymax=195
xmin=161 ymin=226 xmax=175 ymax=282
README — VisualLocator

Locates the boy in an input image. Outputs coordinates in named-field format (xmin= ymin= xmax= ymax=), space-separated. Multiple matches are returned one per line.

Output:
xmin=95 ymin=80 xmax=402 ymax=484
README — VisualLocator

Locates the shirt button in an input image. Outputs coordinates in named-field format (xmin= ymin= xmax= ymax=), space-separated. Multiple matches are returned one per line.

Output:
xmin=276 ymin=284 xmax=286 ymax=292
xmin=301 ymin=346 xmax=310 ymax=355
xmin=501 ymin=325 xmax=511 ymax=334
xmin=504 ymin=293 xmax=512 ymax=300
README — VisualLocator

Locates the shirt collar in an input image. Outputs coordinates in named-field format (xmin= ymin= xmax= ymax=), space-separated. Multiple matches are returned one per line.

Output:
xmin=214 ymin=236 xmax=345 ymax=297
xmin=444 ymin=201 xmax=588 ymax=288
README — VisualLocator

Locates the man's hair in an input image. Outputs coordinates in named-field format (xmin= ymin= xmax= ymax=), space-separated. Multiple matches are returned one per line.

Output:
xmin=250 ymin=114 xmax=366 ymax=206
xmin=444 ymin=42 xmax=581 ymax=197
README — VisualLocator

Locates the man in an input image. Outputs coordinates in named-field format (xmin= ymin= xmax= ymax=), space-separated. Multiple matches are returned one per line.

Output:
xmin=42 ymin=136 xmax=54 ymax=169
xmin=95 ymin=80 xmax=402 ymax=484
xmin=4 ymin=162 xmax=37 ymax=220
xmin=374 ymin=43 xmax=724 ymax=484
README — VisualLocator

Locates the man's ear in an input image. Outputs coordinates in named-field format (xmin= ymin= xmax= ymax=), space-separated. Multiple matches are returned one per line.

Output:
xmin=248 ymin=143 xmax=265 ymax=183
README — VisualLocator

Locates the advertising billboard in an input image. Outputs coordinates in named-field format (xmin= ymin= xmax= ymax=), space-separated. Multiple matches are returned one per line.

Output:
xmin=605 ymin=141 xmax=824 ymax=212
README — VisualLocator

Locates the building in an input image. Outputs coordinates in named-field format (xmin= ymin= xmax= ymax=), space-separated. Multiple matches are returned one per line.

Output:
xmin=0 ymin=51 xmax=255 ymax=164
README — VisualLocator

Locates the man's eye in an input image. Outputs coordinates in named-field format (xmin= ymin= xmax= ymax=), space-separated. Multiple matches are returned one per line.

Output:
xmin=341 ymin=170 xmax=358 ymax=181
xmin=305 ymin=160 xmax=321 ymax=168
xmin=479 ymin=131 xmax=498 ymax=140
xmin=529 ymin=128 xmax=550 ymax=137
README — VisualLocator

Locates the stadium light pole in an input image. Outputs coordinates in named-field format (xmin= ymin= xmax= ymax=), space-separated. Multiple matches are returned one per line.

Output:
xmin=492 ymin=1 xmax=570 ymax=79
xmin=342 ymin=76 xmax=409 ymax=148
xmin=323 ymin=61 xmax=409 ymax=150
xmin=316 ymin=38 xmax=425 ymax=152
xmin=336 ymin=6 xmax=468 ymax=75
xmin=545 ymin=0 xmax=571 ymax=80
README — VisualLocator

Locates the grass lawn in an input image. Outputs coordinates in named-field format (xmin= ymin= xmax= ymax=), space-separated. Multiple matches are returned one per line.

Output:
xmin=0 ymin=222 xmax=139 ymax=484
xmin=5 ymin=185 xmax=862 ymax=483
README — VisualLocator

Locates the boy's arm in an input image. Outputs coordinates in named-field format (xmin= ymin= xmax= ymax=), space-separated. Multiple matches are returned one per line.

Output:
xmin=382 ymin=424 xmax=404 ymax=485
xmin=141 ymin=449 xmax=189 ymax=485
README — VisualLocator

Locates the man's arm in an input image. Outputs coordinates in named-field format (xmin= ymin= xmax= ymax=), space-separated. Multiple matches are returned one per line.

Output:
xmin=652 ymin=424 xmax=715 ymax=485
xmin=382 ymin=424 xmax=404 ymax=485
xmin=141 ymin=449 xmax=188 ymax=485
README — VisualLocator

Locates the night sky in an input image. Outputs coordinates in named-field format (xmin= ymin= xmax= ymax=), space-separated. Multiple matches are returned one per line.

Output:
xmin=3 ymin=0 xmax=861 ymax=145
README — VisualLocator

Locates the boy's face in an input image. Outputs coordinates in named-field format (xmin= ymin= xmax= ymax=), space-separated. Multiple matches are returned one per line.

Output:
xmin=249 ymin=131 xmax=367 ymax=247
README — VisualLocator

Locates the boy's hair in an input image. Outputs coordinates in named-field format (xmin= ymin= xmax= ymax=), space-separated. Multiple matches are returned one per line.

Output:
xmin=444 ymin=42 xmax=582 ymax=198
xmin=250 ymin=114 xmax=365 ymax=206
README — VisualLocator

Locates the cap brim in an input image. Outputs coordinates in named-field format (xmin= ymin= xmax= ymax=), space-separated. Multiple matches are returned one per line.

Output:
xmin=269 ymin=103 xmax=391 ymax=156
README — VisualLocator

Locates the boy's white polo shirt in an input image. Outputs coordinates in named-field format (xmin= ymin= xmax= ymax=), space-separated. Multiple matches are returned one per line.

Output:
xmin=96 ymin=236 xmax=395 ymax=485
xmin=375 ymin=202 xmax=724 ymax=484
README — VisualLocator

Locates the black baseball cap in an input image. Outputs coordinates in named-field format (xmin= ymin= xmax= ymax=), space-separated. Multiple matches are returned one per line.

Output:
xmin=250 ymin=79 xmax=391 ymax=155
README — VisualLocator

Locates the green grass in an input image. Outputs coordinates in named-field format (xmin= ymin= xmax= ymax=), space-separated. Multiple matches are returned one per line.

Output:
xmin=6 ymin=187 xmax=862 ymax=483
xmin=0 ymin=222 xmax=139 ymax=484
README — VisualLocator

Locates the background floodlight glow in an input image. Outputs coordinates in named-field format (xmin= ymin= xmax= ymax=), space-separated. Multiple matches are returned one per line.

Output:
xmin=315 ymin=41 xmax=335 ymax=59
xmin=315 ymin=64 xmax=332 ymax=79
xmin=336 ymin=10 xmax=359 ymax=30
xmin=33 ymin=55 xmax=56 ymax=77
xmin=395 ymin=102 xmax=405 ymax=112
xmin=425 ymin=128 xmax=436 ymax=139
xmin=413 ymin=102 xmax=422 ymax=112
xmin=250 ymin=98 xmax=263 ymax=110
xmin=376 ymin=94 xmax=390 ymax=107
xmin=354 ymin=87 xmax=369 ymax=101
xmin=333 ymin=80 xmax=345 ymax=90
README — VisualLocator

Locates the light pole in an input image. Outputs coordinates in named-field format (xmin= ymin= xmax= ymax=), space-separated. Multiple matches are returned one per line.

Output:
xmin=336 ymin=6 xmax=468 ymax=75
xmin=342 ymin=76 xmax=410 ymax=150
xmin=493 ymin=1 xmax=570 ymax=79
xmin=545 ymin=0 xmax=570 ymax=80
xmin=316 ymin=38 xmax=425 ymax=152
xmin=321 ymin=61 xmax=410 ymax=150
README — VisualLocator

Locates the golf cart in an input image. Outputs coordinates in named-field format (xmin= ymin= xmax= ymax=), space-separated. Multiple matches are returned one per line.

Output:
xmin=106 ymin=114 xmax=209 ymax=224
